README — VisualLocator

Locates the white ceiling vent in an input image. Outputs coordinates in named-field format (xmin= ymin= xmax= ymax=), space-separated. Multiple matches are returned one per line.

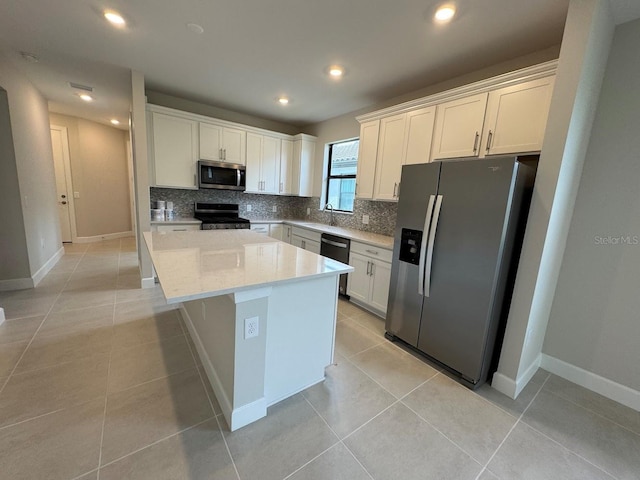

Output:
xmin=68 ymin=82 xmax=93 ymax=92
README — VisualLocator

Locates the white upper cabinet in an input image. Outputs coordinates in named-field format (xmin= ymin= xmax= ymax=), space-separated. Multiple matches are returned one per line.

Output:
xmin=432 ymin=92 xmax=489 ymax=160
xmin=149 ymin=112 xmax=198 ymax=189
xmin=356 ymin=120 xmax=379 ymax=200
xmin=246 ymin=132 xmax=281 ymax=194
xmin=373 ymin=106 xmax=436 ymax=201
xmin=374 ymin=114 xmax=406 ymax=201
xmin=279 ymin=138 xmax=293 ymax=195
xmin=481 ymin=76 xmax=555 ymax=156
xmin=404 ymin=107 xmax=437 ymax=165
xmin=199 ymin=122 xmax=246 ymax=165
xmin=292 ymin=135 xmax=315 ymax=197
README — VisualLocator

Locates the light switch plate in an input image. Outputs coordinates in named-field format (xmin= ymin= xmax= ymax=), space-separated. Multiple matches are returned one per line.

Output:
xmin=246 ymin=204 xmax=252 ymax=212
xmin=272 ymin=205 xmax=277 ymax=212
xmin=362 ymin=214 xmax=370 ymax=225
xmin=74 ymin=191 xmax=80 ymax=198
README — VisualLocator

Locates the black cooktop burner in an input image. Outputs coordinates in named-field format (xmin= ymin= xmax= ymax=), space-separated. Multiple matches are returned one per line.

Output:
xmin=194 ymin=203 xmax=250 ymax=225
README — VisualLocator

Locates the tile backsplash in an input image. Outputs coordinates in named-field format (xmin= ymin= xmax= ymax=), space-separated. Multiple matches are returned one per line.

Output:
xmin=150 ymin=188 xmax=397 ymax=237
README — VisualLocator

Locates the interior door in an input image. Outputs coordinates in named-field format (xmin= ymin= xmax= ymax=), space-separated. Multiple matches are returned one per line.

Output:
xmin=50 ymin=125 xmax=73 ymax=242
xmin=417 ymin=157 xmax=518 ymax=382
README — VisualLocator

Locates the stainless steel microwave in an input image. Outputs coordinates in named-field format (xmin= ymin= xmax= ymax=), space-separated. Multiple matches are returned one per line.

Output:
xmin=198 ymin=160 xmax=246 ymax=191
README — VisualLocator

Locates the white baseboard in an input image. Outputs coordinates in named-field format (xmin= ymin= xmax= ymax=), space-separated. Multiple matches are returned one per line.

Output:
xmin=179 ymin=304 xmax=267 ymax=431
xmin=32 ymin=247 xmax=64 ymax=287
xmin=492 ymin=355 xmax=541 ymax=399
xmin=540 ymin=354 xmax=640 ymax=411
xmin=0 ymin=277 xmax=33 ymax=292
xmin=141 ymin=277 xmax=156 ymax=289
xmin=0 ymin=246 xmax=63 ymax=292
xmin=74 ymin=231 xmax=134 ymax=243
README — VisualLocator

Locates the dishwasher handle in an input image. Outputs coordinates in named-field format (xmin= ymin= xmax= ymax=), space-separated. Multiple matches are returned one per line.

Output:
xmin=321 ymin=237 xmax=349 ymax=249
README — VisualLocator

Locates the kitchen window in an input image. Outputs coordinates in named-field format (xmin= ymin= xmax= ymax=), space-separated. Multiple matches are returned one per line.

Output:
xmin=326 ymin=139 xmax=359 ymax=212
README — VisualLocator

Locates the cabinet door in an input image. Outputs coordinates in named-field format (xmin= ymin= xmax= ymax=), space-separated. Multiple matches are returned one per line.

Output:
xmin=291 ymin=235 xmax=304 ymax=249
xmin=222 ymin=127 xmax=246 ymax=165
xmin=356 ymin=120 xmax=379 ymax=199
xmin=305 ymin=239 xmax=321 ymax=255
xmin=482 ymin=76 xmax=555 ymax=156
xmin=374 ymin=114 xmax=406 ymax=201
xmin=297 ymin=138 xmax=315 ymax=197
xmin=199 ymin=123 xmax=222 ymax=161
xmin=261 ymin=136 xmax=281 ymax=194
xmin=283 ymin=225 xmax=293 ymax=244
xmin=269 ymin=224 xmax=283 ymax=240
xmin=404 ymin=106 xmax=436 ymax=165
xmin=347 ymin=252 xmax=371 ymax=304
xmin=369 ymin=259 xmax=392 ymax=313
xmin=432 ymin=92 xmax=488 ymax=160
xmin=152 ymin=113 xmax=198 ymax=189
xmin=280 ymin=139 xmax=294 ymax=194
xmin=245 ymin=133 xmax=262 ymax=192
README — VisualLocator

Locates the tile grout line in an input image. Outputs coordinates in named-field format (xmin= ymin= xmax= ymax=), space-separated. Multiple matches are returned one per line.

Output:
xmin=0 ymin=407 xmax=67 ymax=433
xmin=95 ymin=239 xmax=122 ymax=480
xmin=295 ymin=395 xmax=376 ymax=480
xmin=473 ymin=370 xmax=552 ymax=480
xmin=0 ymin=245 xmax=88 ymax=397
xmin=176 ymin=307 xmax=242 ymax=480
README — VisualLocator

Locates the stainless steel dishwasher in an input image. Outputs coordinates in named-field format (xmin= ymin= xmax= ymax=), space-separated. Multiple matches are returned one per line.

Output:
xmin=320 ymin=233 xmax=351 ymax=297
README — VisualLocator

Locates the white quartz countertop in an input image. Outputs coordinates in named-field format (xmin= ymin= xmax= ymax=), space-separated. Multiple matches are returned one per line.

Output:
xmin=150 ymin=217 xmax=201 ymax=225
xmin=249 ymin=220 xmax=394 ymax=249
xmin=143 ymin=230 xmax=353 ymax=304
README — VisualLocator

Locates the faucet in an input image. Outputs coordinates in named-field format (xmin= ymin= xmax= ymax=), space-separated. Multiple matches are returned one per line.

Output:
xmin=325 ymin=203 xmax=335 ymax=226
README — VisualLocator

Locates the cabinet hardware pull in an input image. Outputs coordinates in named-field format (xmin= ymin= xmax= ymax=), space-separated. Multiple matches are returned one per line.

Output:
xmin=224 ymin=149 xmax=227 ymax=160
xmin=473 ymin=131 xmax=479 ymax=153
xmin=486 ymin=130 xmax=493 ymax=152
xmin=220 ymin=148 xmax=223 ymax=158
xmin=194 ymin=174 xmax=197 ymax=186
xmin=365 ymin=249 xmax=379 ymax=255
xmin=370 ymin=262 xmax=375 ymax=276
xmin=366 ymin=261 xmax=371 ymax=275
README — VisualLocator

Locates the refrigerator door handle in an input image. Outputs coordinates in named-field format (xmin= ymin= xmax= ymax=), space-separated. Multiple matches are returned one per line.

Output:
xmin=424 ymin=195 xmax=443 ymax=298
xmin=418 ymin=195 xmax=437 ymax=296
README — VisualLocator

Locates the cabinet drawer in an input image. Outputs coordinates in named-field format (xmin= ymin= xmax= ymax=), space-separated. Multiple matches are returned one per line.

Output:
xmin=291 ymin=226 xmax=321 ymax=243
xmin=154 ymin=224 xmax=201 ymax=232
xmin=250 ymin=224 xmax=270 ymax=234
xmin=350 ymin=241 xmax=392 ymax=263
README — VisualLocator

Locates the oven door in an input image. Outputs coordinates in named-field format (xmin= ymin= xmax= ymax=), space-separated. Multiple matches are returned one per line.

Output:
xmin=198 ymin=161 xmax=246 ymax=191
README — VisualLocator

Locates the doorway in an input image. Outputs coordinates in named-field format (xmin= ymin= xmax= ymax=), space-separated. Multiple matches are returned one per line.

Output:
xmin=50 ymin=125 xmax=77 ymax=243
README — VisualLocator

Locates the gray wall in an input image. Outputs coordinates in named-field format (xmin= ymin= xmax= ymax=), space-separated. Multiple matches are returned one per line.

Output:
xmin=0 ymin=88 xmax=30 ymax=282
xmin=49 ymin=113 xmax=132 ymax=237
xmin=0 ymin=52 xmax=61 ymax=281
xmin=543 ymin=17 xmax=640 ymax=391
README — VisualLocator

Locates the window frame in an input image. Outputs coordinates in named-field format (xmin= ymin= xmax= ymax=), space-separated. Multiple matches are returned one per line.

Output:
xmin=325 ymin=139 xmax=358 ymax=213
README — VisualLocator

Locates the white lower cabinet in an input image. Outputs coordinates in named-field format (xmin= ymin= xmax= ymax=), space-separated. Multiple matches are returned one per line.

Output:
xmin=347 ymin=242 xmax=392 ymax=315
xmin=250 ymin=224 xmax=270 ymax=235
xmin=282 ymin=224 xmax=293 ymax=244
xmin=269 ymin=224 xmax=283 ymax=240
xmin=291 ymin=226 xmax=321 ymax=254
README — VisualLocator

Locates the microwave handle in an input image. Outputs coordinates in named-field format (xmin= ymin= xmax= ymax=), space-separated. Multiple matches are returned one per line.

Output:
xmin=237 ymin=169 xmax=241 ymax=187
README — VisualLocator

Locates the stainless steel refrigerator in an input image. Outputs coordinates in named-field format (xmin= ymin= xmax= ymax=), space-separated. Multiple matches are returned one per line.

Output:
xmin=385 ymin=156 xmax=536 ymax=389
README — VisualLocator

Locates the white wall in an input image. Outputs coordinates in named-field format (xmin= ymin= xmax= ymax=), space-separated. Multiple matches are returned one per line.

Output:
xmin=543 ymin=18 xmax=640 ymax=393
xmin=49 ymin=113 xmax=132 ymax=238
xmin=493 ymin=0 xmax=615 ymax=398
xmin=0 ymin=52 xmax=61 ymax=284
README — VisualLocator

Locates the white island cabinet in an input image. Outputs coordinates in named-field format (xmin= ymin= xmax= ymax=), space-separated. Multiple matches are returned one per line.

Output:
xmin=143 ymin=230 xmax=352 ymax=431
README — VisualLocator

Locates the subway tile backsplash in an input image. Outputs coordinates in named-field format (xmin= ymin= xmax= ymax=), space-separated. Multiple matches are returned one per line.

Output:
xmin=150 ymin=188 xmax=397 ymax=237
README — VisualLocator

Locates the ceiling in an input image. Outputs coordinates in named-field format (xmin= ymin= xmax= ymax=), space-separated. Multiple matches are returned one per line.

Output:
xmin=0 ymin=1 xmax=638 ymax=129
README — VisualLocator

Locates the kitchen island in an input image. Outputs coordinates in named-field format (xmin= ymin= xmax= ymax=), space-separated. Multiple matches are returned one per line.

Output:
xmin=143 ymin=230 xmax=353 ymax=431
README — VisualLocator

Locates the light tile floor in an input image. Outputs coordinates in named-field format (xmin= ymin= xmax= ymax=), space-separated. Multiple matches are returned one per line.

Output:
xmin=0 ymin=238 xmax=638 ymax=479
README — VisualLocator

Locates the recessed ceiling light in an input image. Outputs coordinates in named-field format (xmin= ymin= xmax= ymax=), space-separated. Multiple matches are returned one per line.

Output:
xmin=328 ymin=65 xmax=344 ymax=78
xmin=79 ymin=94 xmax=93 ymax=102
xmin=186 ymin=23 xmax=204 ymax=34
xmin=434 ymin=4 xmax=456 ymax=23
xmin=278 ymin=97 xmax=289 ymax=105
xmin=110 ymin=119 xmax=120 ymax=125
xmin=104 ymin=10 xmax=126 ymax=26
